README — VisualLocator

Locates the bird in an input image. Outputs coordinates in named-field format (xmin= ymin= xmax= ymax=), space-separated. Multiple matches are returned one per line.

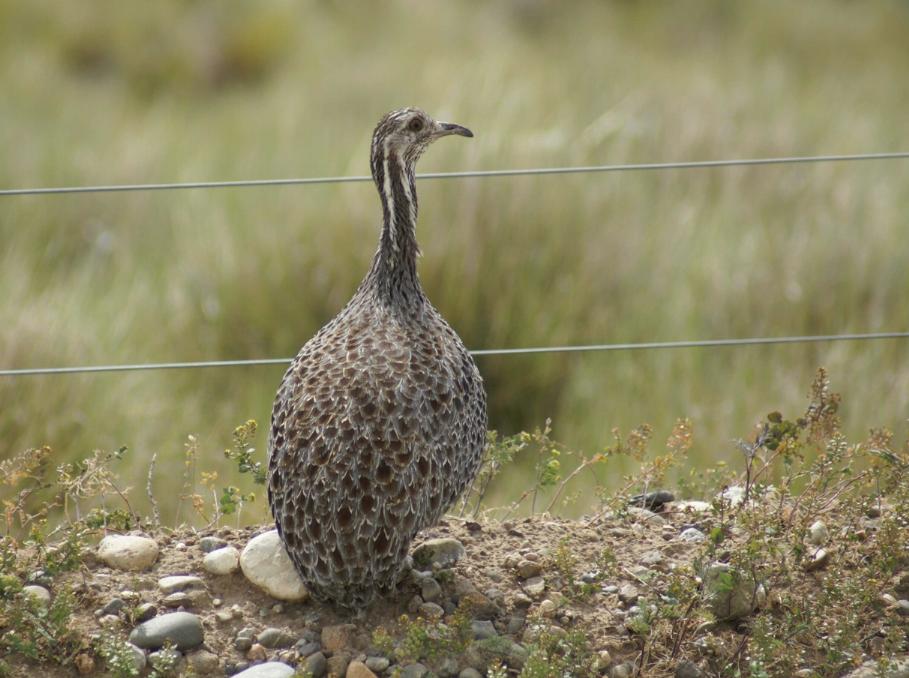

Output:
xmin=266 ymin=108 xmax=488 ymax=608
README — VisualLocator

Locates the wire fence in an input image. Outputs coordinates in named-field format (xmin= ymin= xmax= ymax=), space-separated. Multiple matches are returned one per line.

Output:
xmin=2 ymin=332 xmax=908 ymax=378
xmin=2 ymin=151 xmax=909 ymax=197
xmin=1 ymin=150 xmax=907 ymax=377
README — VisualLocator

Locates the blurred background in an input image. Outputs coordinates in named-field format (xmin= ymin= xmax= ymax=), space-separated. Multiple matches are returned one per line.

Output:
xmin=1 ymin=0 xmax=907 ymax=521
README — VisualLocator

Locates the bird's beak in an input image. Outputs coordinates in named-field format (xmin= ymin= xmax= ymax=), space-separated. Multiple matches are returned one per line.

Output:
xmin=436 ymin=122 xmax=474 ymax=138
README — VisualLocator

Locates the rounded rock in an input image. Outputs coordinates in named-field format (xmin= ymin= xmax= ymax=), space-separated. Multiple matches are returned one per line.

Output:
xmin=158 ymin=575 xmax=205 ymax=594
xmin=187 ymin=649 xmax=220 ymax=675
xmin=411 ymin=538 xmax=465 ymax=569
xmin=327 ymin=654 xmax=351 ymax=676
xmin=421 ymin=577 xmax=443 ymax=602
xmin=678 ymin=528 xmax=706 ymax=543
xmin=304 ymin=652 xmax=327 ymax=678
xmin=204 ymin=546 xmax=241 ymax=575
xmin=22 ymin=585 xmax=51 ymax=607
xmin=240 ymin=530 xmax=309 ymax=602
xmin=703 ymin=563 xmax=758 ymax=621
xmin=232 ymin=662 xmax=296 ymax=678
xmin=98 ymin=535 xmax=159 ymax=571
xmin=807 ymin=520 xmax=829 ymax=546
xmin=400 ymin=663 xmax=429 ymax=678
xmin=538 ymin=599 xmax=557 ymax=618
xmin=419 ymin=602 xmax=444 ymax=619
xmin=257 ymin=627 xmax=294 ymax=649
xmin=100 ymin=597 xmax=126 ymax=616
xmin=523 ymin=576 xmax=545 ymax=598
xmin=517 ymin=560 xmax=543 ymax=579
xmin=247 ymin=643 xmax=268 ymax=662
xmin=346 ymin=661 xmax=378 ymax=678
xmin=365 ymin=656 xmax=390 ymax=673
xmin=321 ymin=623 xmax=357 ymax=653
xmin=134 ymin=602 xmax=157 ymax=623
xmin=471 ymin=619 xmax=497 ymax=640
xmin=120 ymin=643 xmax=146 ymax=672
xmin=129 ymin=611 xmax=204 ymax=650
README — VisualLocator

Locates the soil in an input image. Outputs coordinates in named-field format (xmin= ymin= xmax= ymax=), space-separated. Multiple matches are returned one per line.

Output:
xmin=2 ymin=500 xmax=857 ymax=677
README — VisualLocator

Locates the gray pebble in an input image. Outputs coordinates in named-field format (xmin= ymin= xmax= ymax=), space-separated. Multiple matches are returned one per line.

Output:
xmin=100 ymin=597 xmax=125 ymax=616
xmin=187 ymin=649 xmax=220 ymax=675
xmin=629 ymin=490 xmax=675 ymax=510
xmin=421 ymin=577 xmax=442 ymax=602
xmin=517 ymin=560 xmax=543 ymax=579
xmin=400 ymin=663 xmax=429 ymax=678
xmin=419 ymin=602 xmax=445 ymax=619
xmin=639 ymin=550 xmax=663 ymax=566
xmin=126 ymin=643 xmax=146 ymax=672
xmin=618 ymin=584 xmax=640 ymax=605
xmin=675 ymin=660 xmax=703 ymax=678
xmin=412 ymin=538 xmax=465 ymax=569
xmin=129 ymin=611 xmax=204 ymax=650
xmin=505 ymin=616 xmax=525 ymax=634
xmin=235 ymin=637 xmax=253 ymax=652
xmin=523 ymin=576 xmax=545 ymax=597
xmin=365 ymin=656 xmax=390 ymax=672
xmin=162 ymin=592 xmax=192 ymax=608
xmin=304 ymin=651 xmax=327 ymax=678
xmin=134 ymin=602 xmax=157 ymax=623
xmin=158 ymin=575 xmax=205 ymax=594
xmin=257 ymin=627 xmax=294 ymax=649
xmin=326 ymin=654 xmax=351 ymax=676
xmin=295 ymin=640 xmax=321 ymax=657
xmin=199 ymin=536 xmax=229 ymax=553
xmin=471 ymin=619 xmax=497 ymax=639
xmin=437 ymin=657 xmax=460 ymax=677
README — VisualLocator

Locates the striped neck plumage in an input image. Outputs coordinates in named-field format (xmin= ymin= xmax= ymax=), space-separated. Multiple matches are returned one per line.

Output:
xmin=369 ymin=139 xmax=421 ymax=296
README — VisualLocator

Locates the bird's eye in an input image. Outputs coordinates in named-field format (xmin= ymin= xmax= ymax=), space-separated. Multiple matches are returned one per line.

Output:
xmin=408 ymin=118 xmax=424 ymax=132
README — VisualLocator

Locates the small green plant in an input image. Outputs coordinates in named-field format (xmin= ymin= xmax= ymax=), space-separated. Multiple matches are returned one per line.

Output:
xmin=0 ymin=584 xmax=81 ymax=665
xmin=520 ymin=628 xmax=596 ymax=677
xmin=95 ymin=633 xmax=140 ymax=678
xmin=394 ymin=609 xmax=472 ymax=666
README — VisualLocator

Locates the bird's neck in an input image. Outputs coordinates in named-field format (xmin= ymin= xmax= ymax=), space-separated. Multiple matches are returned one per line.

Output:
xmin=367 ymin=146 xmax=423 ymax=302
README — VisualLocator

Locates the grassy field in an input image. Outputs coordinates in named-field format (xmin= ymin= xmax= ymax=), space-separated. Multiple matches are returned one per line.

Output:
xmin=1 ymin=0 xmax=908 ymax=520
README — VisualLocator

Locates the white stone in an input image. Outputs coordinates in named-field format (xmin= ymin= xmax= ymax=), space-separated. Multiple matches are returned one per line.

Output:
xmin=807 ymin=520 xmax=828 ymax=546
xmin=203 ymin=547 xmax=240 ymax=575
xmin=679 ymin=527 xmax=707 ymax=543
xmin=233 ymin=661 xmax=296 ymax=678
xmin=22 ymin=585 xmax=51 ymax=607
xmin=672 ymin=500 xmax=712 ymax=512
xmin=240 ymin=531 xmax=308 ymax=602
xmin=716 ymin=486 xmax=746 ymax=507
xmin=98 ymin=535 xmax=159 ymax=571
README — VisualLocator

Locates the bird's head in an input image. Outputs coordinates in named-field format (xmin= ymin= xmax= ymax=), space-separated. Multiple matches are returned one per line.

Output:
xmin=370 ymin=107 xmax=472 ymax=180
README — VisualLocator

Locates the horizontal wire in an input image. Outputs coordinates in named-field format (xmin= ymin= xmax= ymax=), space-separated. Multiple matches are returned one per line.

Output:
xmin=2 ymin=152 xmax=909 ymax=197
xmin=2 ymin=331 xmax=906 ymax=377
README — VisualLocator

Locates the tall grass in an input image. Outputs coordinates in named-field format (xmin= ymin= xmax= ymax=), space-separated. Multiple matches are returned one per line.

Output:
xmin=1 ymin=0 xmax=908 ymax=518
